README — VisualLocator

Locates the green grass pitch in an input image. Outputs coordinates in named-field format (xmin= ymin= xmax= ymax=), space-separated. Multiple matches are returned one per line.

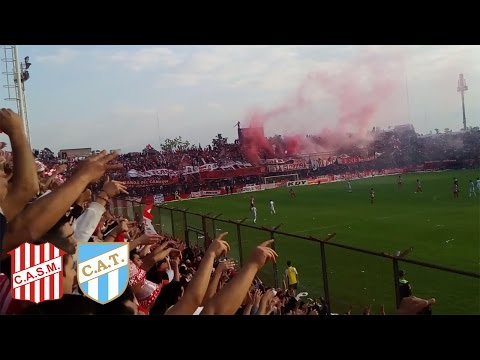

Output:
xmin=154 ymin=170 xmax=480 ymax=314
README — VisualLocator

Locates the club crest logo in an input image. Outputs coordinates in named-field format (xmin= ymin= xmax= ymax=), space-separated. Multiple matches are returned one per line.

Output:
xmin=8 ymin=242 xmax=66 ymax=303
xmin=77 ymin=243 xmax=129 ymax=304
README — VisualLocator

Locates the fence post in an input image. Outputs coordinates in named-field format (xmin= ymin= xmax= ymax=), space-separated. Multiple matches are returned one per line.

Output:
xmin=236 ymin=223 xmax=244 ymax=267
xmin=320 ymin=242 xmax=331 ymax=315
xmin=158 ymin=206 xmax=162 ymax=233
xmin=270 ymin=230 xmax=280 ymax=289
xmin=392 ymin=258 xmax=401 ymax=309
xmin=392 ymin=247 xmax=413 ymax=310
xmin=183 ymin=210 xmax=190 ymax=247
xmin=212 ymin=218 xmax=216 ymax=238
xmin=201 ymin=215 xmax=209 ymax=250
xmin=170 ymin=208 xmax=175 ymax=238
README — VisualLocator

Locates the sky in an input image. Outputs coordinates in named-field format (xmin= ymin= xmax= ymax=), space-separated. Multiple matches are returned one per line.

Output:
xmin=1 ymin=45 xmax=478 ymax=153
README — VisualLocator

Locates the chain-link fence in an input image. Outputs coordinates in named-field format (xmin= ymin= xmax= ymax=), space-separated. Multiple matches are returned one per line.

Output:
xmin=118 ymin=200 xmax=480 ymax=314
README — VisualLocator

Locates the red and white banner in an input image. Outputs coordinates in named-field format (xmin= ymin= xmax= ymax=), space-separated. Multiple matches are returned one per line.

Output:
xmin=286 ymin=180 xmax=308 ymax=187
xmin=153 ymin=194 xmax=164 ymax=205
xmin=190 ymin=191 xmax=202 ymax=198
xmin=8 ymin=243 xmax=66 ymax=303
xmin=242 ymin=185 xmax=261 ymax=193
xmin=264 ymin=158 xmax=286 ymax=165
xmin=199 ymin=163 xmax=218 ymax=172
xmin=184 ymin=166 xmax=200 ymax=174
xmin=189 ymin=190 xmax=221 ymax=199
xmin=337 ymin=155 xmax=375 ymax=165
xmin=124 ymin=178 xmax=178 ymax=186
xmin=201 ymin=190 xmax=222 ymax=196
xmin=267 ymin=162 xmax=308 ymax=172
xmin=127 ymin=169 xmax=177 ymax=177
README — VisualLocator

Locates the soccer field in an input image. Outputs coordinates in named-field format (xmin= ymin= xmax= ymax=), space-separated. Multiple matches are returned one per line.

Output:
xmin=159 ymin=170 xmax=480 ymax=314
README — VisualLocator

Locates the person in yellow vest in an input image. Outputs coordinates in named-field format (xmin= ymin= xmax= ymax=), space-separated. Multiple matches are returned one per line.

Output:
xmin=284 ymin=260 xmax=299 ymax=296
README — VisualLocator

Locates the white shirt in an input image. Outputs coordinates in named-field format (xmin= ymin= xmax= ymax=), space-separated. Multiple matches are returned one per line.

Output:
xmin=269 ymin=201 xmax=274 ymax=207
xmin=73 ymin=202 xmax=106 ymax=243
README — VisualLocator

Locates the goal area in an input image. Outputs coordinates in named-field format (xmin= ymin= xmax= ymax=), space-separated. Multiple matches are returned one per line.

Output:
xmin=263 ymin=173 xmax=299 ymax=185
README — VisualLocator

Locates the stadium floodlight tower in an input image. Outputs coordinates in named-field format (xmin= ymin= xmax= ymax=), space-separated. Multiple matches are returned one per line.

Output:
xmin=457 ymin=73 xmax=468 ymax=131
xmin=1 ymin=45 xmax=31 ymax=144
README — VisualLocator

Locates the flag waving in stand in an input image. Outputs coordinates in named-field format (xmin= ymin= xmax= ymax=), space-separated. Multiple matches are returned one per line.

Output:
xmin=143 ymin=203 xmax=158 ymax=236
xmin=136 ymin=203 xmax=159 ymax=254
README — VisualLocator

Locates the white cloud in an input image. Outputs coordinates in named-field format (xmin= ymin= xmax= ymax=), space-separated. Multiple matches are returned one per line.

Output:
xmin=108 ymin=47 xmax=182 ymax=71
xmin=36 ymin=48 xmax=78 ymax=64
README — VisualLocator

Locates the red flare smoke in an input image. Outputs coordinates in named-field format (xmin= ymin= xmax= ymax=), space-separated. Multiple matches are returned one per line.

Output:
xmin=240 ymin=50 xmax=403 ymax=163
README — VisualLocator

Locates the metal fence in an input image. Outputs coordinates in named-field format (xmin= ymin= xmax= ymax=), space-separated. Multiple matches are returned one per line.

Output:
xmin=112 ymin=200 xmax=480 ymax=315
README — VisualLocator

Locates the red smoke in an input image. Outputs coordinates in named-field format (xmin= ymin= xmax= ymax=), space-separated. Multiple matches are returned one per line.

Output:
xmin=241 ymin=50 xmax=403 ymax=163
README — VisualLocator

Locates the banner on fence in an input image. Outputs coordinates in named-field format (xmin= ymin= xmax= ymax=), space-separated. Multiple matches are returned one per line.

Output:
xmin=190 ymin=191 xmax=202 ymax=198
xmin=242 ymin=185 xmax=261 ymax=193
xmin=202 ymin=190 xmax=222 ymax=196
xmin=267 ymin=162 xmax=308 ymax=173
xmin=286 ymin=180 xmax=308 ymax=187
xmin=153 ymin=194 xmax=164 ymax=205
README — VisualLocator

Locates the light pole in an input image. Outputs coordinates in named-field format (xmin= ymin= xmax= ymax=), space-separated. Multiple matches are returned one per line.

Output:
xmin=10 ymin=46 xmax=32 ymax=144
xmin=457 ymin=74 xmax=468 ymax=131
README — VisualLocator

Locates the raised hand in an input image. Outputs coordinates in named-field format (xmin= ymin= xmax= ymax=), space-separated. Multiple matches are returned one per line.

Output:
xmin=118 ymin=219 xmax=135 ymax=233
xmin=153 ymin=247 xmax=179 ymax=262
xmin=246 ymin=290 xmax=255 ymax=306
xmin=129 ymin=226 xmax=141 ymax=239
xmin=73 ymin=151 xmax=119 ymax=184
xmin=137 ymin=233 xmax=163 ymax=245
xmin=78 ymin=189 xmax=92 ymax=204
xmin=102 ymin=176 xmax=129 ymax=198
xmin=206 ymin=232 xmax=230 ymax=258
xmin=216 ymin=259 xmax=235 ymax=273
xmin=266 ymin=299 xmax=276 ymax=314
xmin=169 ymin=248 xmax=182 ymax=260
xmin=258 ymin=288 xmax=277 ymax=315
xmin=248 ymin=240 xmax=278 ymax=270
xmin=253 ymin=288 xmax=262 ymax=307
xmin=0 ymin=108 xmax=24 ymax=136
xmin=169 ymin=257 xmax=180 ymax=268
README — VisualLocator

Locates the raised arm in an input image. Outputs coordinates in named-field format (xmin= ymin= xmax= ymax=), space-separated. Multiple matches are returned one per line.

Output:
xmin=170 ymin=257 xmax=180 ymax=282
xmin=73 ymin=178 xmax=128 ymax=242
xmin=0 ymin=108 xmax=39 ymax=221
xmin=128 ymin=232 xmax=163 ymax=252
xmin=166 ymin=233 xmax=230 ymax=315
xmin=201 ymin=259 xmax=235 ymax=305
xmin=201 ymin=240 xmax=277 ymax=315
xmin=139 ymin=240 xmax=177 ymax=272
xmin=256 ymin=289 xmax=276 ymax=315
xmin=2 ymin=151 xmax=118 ymax=258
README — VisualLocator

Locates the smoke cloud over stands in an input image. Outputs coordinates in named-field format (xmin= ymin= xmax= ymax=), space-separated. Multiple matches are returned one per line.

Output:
xmin=241 ymin=51 xmax=405 ymax=162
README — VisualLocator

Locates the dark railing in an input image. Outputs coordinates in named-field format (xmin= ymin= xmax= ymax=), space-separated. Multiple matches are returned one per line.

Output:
xmin=113 ymin=200 xmax=480 ymax=315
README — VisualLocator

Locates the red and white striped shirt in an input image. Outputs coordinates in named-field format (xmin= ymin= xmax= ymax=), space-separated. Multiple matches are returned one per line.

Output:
xmin=0 ymin=273 xmax=23 ymax=315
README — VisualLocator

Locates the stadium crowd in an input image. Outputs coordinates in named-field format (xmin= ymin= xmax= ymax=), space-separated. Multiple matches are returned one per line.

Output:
xmin=0 ymin=108 xmax=473 ymax=315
